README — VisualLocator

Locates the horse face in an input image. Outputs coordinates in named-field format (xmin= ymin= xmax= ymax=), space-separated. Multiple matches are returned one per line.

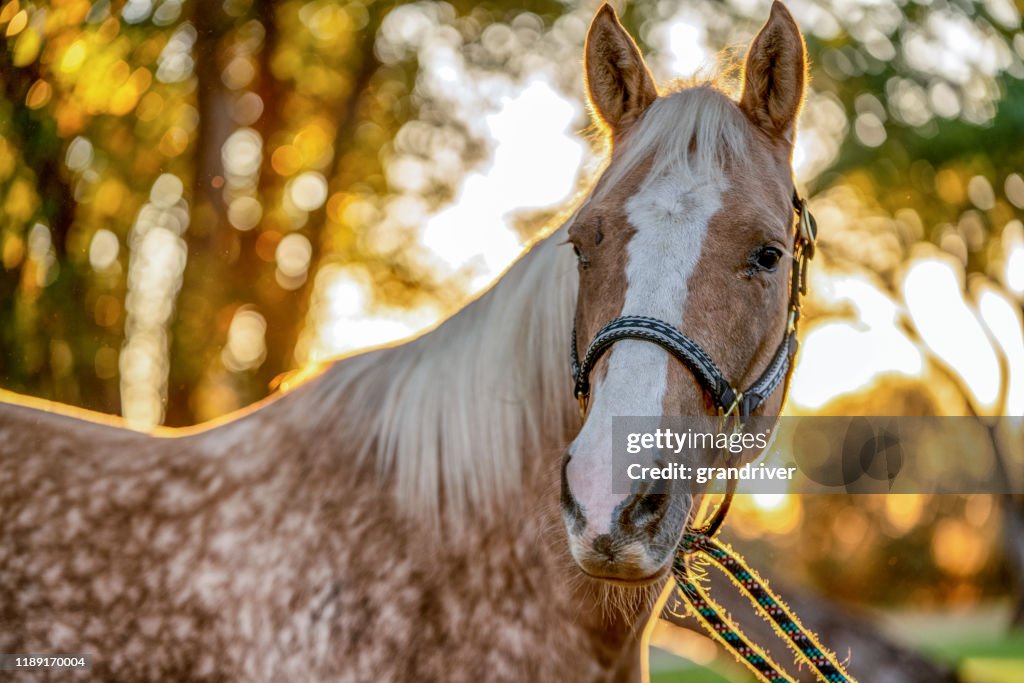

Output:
xmin=561 ymin=3 xmax=806 ymax=584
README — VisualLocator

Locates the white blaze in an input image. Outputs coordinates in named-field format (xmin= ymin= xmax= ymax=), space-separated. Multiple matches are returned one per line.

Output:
xmin=566 ymin=171 xmax=724 ymax=537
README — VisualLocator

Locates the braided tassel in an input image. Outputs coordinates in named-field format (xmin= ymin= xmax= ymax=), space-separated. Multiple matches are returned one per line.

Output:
xmin=676 ymin=532 xmax=858 ymax=683
xmin=671 ymin=555 xmax=789 ymax=682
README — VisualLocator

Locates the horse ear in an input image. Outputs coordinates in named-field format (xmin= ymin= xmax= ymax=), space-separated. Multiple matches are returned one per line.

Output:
xmin=740 ymin=1 xmax=806 ymax=144
xmin=585 ymin=4 xmax=657 ymax=137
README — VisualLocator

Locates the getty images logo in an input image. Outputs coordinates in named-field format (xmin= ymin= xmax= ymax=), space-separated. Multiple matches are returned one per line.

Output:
xmin=792 ymin=417 xmax=904 ymax=493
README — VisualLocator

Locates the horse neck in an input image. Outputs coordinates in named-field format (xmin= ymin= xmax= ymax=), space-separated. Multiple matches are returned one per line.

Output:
xmin=263 ymin=227 xmax=657 ymax=667
xmin=292 ymin=225 xmax=580 ymax=522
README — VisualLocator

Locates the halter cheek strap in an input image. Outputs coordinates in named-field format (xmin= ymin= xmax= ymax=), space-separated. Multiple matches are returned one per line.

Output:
xmin=570 ymin=190 xmax=816 ymax=424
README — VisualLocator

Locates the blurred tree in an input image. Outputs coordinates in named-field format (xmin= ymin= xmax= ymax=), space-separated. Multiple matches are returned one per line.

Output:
xmin=4 ymin=0 xmax=1020 ymax=427
xmin=0 ymin=1 xmax=1018 ymax=431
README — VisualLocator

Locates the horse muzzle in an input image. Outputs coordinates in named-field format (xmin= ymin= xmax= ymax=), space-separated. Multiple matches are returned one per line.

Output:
xmin=561 ymin=452 xmax=690 ymax=583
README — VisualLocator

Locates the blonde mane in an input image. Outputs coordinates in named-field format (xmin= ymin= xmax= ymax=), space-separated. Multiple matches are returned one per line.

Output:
xmin=599 ymin=82 xmax=753 ymax=196
xmin=322 ymin=82 xmax=753 ymax=521
xmin=320 ymin=227 xmax=578 ymax=522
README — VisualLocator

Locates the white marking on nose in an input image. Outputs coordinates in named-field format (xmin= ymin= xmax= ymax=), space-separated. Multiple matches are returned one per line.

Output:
xmin=566 ymin=171 xmax=724 ymax=535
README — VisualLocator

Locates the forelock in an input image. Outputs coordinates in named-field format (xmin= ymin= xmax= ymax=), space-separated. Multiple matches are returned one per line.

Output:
xmin=596 ymin=82 xmax=753 ymax=199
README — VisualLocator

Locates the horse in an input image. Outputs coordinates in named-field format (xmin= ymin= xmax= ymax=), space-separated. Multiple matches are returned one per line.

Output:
xmin=0 ymin=3 xmax=808 ymax=681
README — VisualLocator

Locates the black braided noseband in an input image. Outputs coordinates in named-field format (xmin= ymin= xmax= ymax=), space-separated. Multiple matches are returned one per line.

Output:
xmin=571 ymin=189 xmax=816 ymax=422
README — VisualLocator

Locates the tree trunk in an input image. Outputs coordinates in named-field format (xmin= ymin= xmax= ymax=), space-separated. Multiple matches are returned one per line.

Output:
xmin=253 ymin=0 xmax=392 ymax=385
xmin=0 ymin=47 xmax=116 ymax=413
xmin=990 ymin=420 xmax=1024 ymax=629
xmin=167 ymin=1 xmax=392 ymax=426
xmin=166 ymin=0 xmax=246 ymax=426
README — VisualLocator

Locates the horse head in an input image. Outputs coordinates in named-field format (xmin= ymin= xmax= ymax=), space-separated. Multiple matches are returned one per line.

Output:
xmin=561 ymin=2 xmax=808 ymax=584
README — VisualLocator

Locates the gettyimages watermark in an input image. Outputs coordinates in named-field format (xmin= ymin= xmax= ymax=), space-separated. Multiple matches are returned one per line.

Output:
xmin=611 ymin=416 xmax=1024 ymax=496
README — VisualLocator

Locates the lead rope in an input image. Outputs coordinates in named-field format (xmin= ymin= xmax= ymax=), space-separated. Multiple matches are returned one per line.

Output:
xmin=670 ymin=429 xmax=855 ymax=683
xmin=670 ymin=456 xmax=791 ymax=682
xmin=672 ymin=530 xmax=856 ymax=682
xmin=671 ymin=557 xmax=790 ymax=682
xmin=666 ymin=373 xmax=857 ymax=681
xmin=671 ymin=198 xmax=855 ymax=682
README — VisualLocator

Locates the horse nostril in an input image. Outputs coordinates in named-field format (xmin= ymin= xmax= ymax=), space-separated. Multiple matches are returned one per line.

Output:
xmin=639 ymin=493 xmax=668 ymax=519
xmin=560 ymin=451 xmax=585 ymax=533
xmin=592 ymin=534 xmax=616 ymax=561
xmin=619 ymin=493 xmax=669 ymax=530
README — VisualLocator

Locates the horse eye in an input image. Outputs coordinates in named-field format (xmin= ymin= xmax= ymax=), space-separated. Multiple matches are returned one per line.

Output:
xmin=572 ymin=244 xmax=590 ymax=269
xmin=753 ymin=246 xmax=783 ymax=272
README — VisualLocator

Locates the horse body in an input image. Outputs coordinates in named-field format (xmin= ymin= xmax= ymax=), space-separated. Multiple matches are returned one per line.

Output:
xmin=1 ymin=231 xmax=652 ymax=682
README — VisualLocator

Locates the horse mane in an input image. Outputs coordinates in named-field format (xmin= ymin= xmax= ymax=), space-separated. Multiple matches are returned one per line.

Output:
xmin=314 ymin=81 xmax=751 ymax=522
xmin=317 ymin=227 xmax=578 ymax=523
xmin=598 ymin=80 xmax=753 ymax=197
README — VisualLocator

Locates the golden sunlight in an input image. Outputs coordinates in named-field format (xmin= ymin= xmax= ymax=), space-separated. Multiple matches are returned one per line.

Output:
xmin=311 ymin=75 xmax=587 ymax=359
xmin=1006 ymin=239 xmax=1024 ymax=296
xmin=752 ymin=492 xmax=787 ymax=511
xmin=306 ymin=263 xmax=442 ymax=360
xmin=789 ymin=272 xmax=924 ymax=409
xmin=658 ymin=10 xmax=710 ymax=78
xmin=976 ymin=283 xmax=1024 ymax=415
xmin=902 ymin=256 xmax=1002 ymax=410
xmin=419 ymin=77 xmax=585 ymax=287
xmin=732 ymin=493 xmax=802 ymax=537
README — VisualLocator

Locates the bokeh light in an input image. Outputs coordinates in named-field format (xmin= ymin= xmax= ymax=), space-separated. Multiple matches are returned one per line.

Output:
xmin=903 ymin=257 xmax=1001 ymax=410
xmin=790 ymin=273 xmax=924 ymax=410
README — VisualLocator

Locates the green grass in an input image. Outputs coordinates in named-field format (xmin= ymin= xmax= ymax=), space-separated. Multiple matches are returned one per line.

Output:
xmin=887 ymin=606 xmax=1024 ymax=682
xmin=960 ymin=659 xmax=1024 ymax=683
xmin=921 ymin=630 xmax=1024 ymax=662
xmin=648 ymin=647 xmax=742 ymax=683
xmin=923 ymin=630 xmax=1024 ymax=683
xmin=649 ymin=618 xmax=1024 ymax=683
xmin=650 ymin=669 xmax=733 ymax=683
